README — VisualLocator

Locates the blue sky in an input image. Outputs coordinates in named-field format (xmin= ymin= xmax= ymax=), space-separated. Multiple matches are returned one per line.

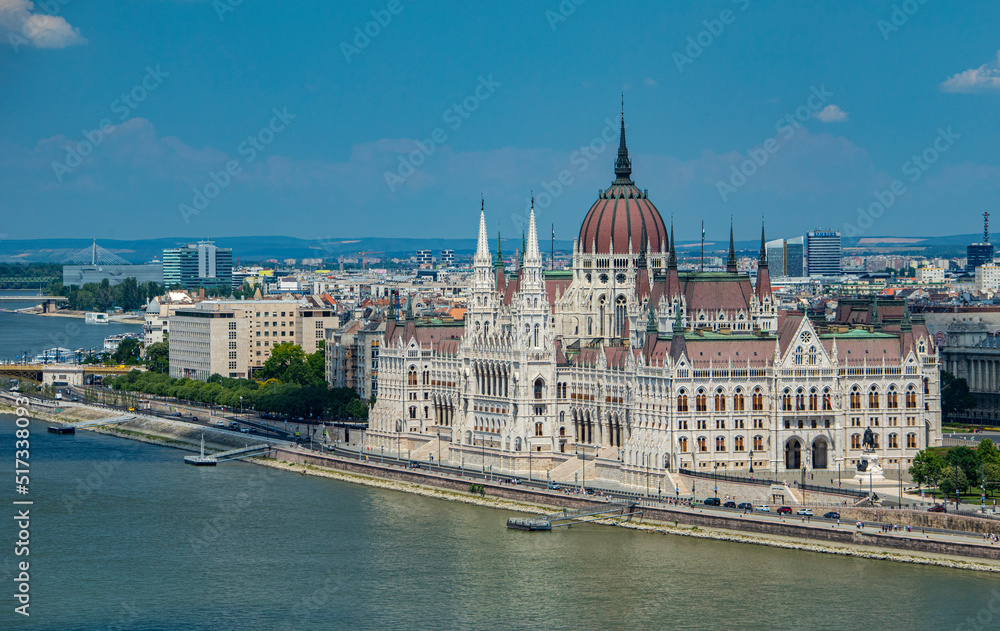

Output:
xmin=1 ymin=0 xmax=999 ymax=245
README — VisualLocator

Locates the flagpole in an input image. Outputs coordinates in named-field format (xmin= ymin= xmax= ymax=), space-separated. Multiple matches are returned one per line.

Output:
xmin=551 ymin=223 xmax=555 ymax=271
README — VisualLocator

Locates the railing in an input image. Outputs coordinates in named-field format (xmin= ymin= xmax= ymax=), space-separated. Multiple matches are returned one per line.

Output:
xmin=678 ymin=467 xmax=869 ymax=498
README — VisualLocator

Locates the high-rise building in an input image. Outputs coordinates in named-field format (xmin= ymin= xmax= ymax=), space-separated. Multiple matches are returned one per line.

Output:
xmin=415 ymin=249 xmax=433 ymax=266
xmin=785 ymin=236 xmax=804 ymax=277
xmin=765 ymin=238 xmax=785 ymax=276
xmin=806 ymin=230 xmax=841 ymax=277
xmin=967 ymin=243 xmax=994 ymax=272
xmin=162 ymin=241 xmax=233 ymax=289
xmin=440 ymin=249 xmax=455 ymax=267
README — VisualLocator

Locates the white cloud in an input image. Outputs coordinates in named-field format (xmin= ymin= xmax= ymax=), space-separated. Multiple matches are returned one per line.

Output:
xmin=644 ymin=77 xmax=658 ymax=87
xmin=813 ymin=104 xmax=848 ymax=123
xmin=0 ymin=0 xmax=87 ymax=50
xmin=941 ymin=51 xmax=1000 ymax=93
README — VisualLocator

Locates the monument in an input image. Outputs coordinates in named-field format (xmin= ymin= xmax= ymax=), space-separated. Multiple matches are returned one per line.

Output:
xmin=853 ymin=427 xmax=885 ymax=486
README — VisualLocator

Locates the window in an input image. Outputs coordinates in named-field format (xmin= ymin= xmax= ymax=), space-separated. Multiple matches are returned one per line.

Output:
xmin=734 ymin=436 xmax=745 ymax=452
xmin=716 ymin=419 xmax=726 ymax=430
xmin=809 ymin=388 xmax=818 ymax=411
xmin=677 ymin=391 xmax=689 ymax=412
xmin=796 ymin=389 xmax=805 ymax=411
xmin=869 ymin=386 xmax=879 ymax=409
xmin=697 ymin=437 xmax=707 ymax=452
xmin=851 ymin=434 xmax=861 ymax=450
xmin=715 ymin=436 xmax=726 ymax=452
xmin=696 ymin=390 xmax=707 ymax=412
xmin=409 ymin=406 xmax=416 ymax=419
xmin=781 ymin=389 xmax=792 ymax=411
xmin=905 ymin=385 xmax=917 ymax=408
xmin=715 ymin=388 xmax=726 ymax=412
xmin=679 ymin=437 xmax=689 ymax=453
xmin=794 ymin=347 xmax=804 ymax=365
xmin=823 ymin=388 xmax=832 ymax=411
xmin=808 ymin=346 xmax=817 ymax=365
xmin=888 ymin=433 xmax=898 ymax=449
xmin=752 ymin=435 xmax=763 ymax=451
xmin=734 ymin=389 xmax=745 ymax=411
xmin=534 ymin=378 xmax=544 ymax=400
xmin=887 ymin=387 xmax=898 ymax=409
xmin=850 ymin=386 xmax=861 ymax=410
xmin=752 ymin=388 xmax=764 ymax=411
xmin=872 ymin=433 xmax=880 ymax=448
xmin=408 ymin=368 xmax=417 ymax=386
xmin=906 ymin=433 xmax=917 ymax=449
xmin=535 ymin=422 xmax=543 ymax=436
xmin=678 ymin=419 xmax=688 ymax=430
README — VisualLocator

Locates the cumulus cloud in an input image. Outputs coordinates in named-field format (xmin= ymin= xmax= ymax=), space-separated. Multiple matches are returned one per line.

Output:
xmin=941 ymin=51 xmax=1000 ymax=93
xmin=0 ymin=0 xmax=87 ymax=50
xmin=813 ymin=104 xmax=848 ymax=123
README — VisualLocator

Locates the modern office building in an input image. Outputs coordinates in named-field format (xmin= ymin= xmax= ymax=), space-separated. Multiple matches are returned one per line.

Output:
xmin=785 ymin=236 xmax=804 ymax=277
xmin=162 ymin=241 xmax=233 ymax=289
xmin=967 ymin=243 xmax=994 ymax=273
xmin=765 ymin=239 xmax=785 ymax=276
xmin=415 ymin=249 xmax=434 ymax=266
xmin=168 ymin=309 xmax=250 ymax=380
xmin=440 ymin=249 xmax=456 ymax=267
xmin=62 ymin=262 xmax=163 ymax=287
xmin=806 ymin=230 xmax=841 ymax=277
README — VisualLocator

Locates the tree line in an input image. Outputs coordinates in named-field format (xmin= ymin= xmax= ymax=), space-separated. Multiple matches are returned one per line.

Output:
xmin=909 ymin=439 xmax=1000 ymax=497
xmin=46 ymin=277 xmax=162 ymax=312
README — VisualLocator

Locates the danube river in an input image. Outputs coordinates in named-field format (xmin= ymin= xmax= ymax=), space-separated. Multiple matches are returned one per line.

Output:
xmin=1 ymin=414 xmax=997 ymax=631
xmin=0 ymin=290 xmax=142 ymax=362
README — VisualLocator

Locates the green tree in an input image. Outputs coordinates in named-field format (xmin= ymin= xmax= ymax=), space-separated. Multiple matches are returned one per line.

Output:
xmin=977 ymin=438 xmax=1000 ymax=467
xmin=941 ymin=371 xmax=976 ymax=416
xmin=947 ymin=445 xmax=979 ymax=482
xmin=112 ymin=338 xmax=142 ymax=365
xmin=144 ymin=341 xmax=169 ymax=373
xmin=939 ymin=465 xmax=969 ymax=496
xmin=909 ymin=450 xmax=945 ymax=488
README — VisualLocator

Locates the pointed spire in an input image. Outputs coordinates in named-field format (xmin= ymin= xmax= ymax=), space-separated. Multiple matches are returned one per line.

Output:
xmin=387 ymin=291 xmax=396 ymax=321
xmin=495 ymin=223 xmax=504 ymax=269
xmin=668 ymin=222 xmax=677 ymax=268
xmin=646 ymin=305 xmax=657 ymax=333
xmin=405 ymin=296 xmax=414 ymax=321
xmin=759 ymin=221 xmax=768 ymax=267
xmin=525 ymin=205 xmax=541 ymax=263
xmin=614 ymin=97 xmax=633 ymax=184
xmin=727 ymin=219 xmax=737 ymax=273
xmin=475 ymin=200 xmax=490 ymax=266
xmin=755 ymin=219 xmax=771 ymax=299
xmin=520 ymin=228 xmax=526 ymax=269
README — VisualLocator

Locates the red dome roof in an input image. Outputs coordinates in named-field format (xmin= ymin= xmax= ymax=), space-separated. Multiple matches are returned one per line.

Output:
xmin=578 ymin=113 xmax=667 ymax=254
xmin=579 ymin=184 xmax=667 ymax=254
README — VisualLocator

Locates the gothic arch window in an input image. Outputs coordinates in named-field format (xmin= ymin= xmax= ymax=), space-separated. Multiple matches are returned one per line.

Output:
xmin=850 ymin=385 xmax=862 ymax=410
xmin=534 ymin=378 xmax=544 ymax=400
xmin=534 ymin=323 xmax=540 ymax=347
xmin=782 ymin=388 xmax=792 ymax=411
xmin=808 ymin=387 xmax=818 ymax=411
xmin=752 ymin=387 xmax=763 ymax=411
xmin=906 ymin=433 xmax=917 ymax=449
xmin=599 ymin=295 xmax=607 ymax=336
xmin=615 ymin=295 xmax=627 ymax=338
xmin=887 ymin=385 xmax=899 ymax=409
xmin=678 ymin=437 xmax=689 ymax=453
xmin=822 ymin=387 xmax=832 ymax=411
xmin=869 ymin=385 xmax=880 ymax=409
xmin=808 ymin=346 xmax=818 ymax=365
xmin=752 ymin=435 xmax=763 ymax=451
xmin=905 ymin=384 xmax=917 ymax=408
xmin=677 ymin=389 xmax=689 ymax=412
xmin=794 ymin=346 xmax=804 ymax=365
xmin=714 ymin=387 xmax=726 ymax=412
xmin=695 ymin=388 xmax=707 ymax=412
xmin=795 ymin=388 xmax=805 ymax=411
xmin=734 ymin=387 xmax=745 ymax=412
xmin=407 ymin=367 xmax=417 ymax=386
xmin=851 ymin=433 xmax=861 ymax=450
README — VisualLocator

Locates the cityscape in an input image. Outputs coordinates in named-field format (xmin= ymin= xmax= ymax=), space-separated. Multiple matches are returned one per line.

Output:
xmin=2 ymin=2 xmax=1000 ymax=629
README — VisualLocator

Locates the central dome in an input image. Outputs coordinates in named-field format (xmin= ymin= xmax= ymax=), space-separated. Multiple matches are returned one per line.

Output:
xmin=578 ymin=116 xmax=667 ymax=254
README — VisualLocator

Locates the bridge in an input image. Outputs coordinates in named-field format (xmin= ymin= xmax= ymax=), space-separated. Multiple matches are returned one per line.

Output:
xmin=0 ymin=364 xmax=137 ymax=383
xmin=184 ymin=443 xmax=274 ymax=466
xmin=0 ymin=295 xmax=68 ymax=313
xmin=48 ymin=415 xmax=137 ymax=434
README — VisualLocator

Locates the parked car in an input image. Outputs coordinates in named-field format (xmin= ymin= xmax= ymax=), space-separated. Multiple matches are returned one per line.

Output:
xmin=723 ymin=501 xmax=737 ymax=509
xmin=247 ymin=427 xmax=257 ymax=434
xmin=215 ymin=421 xmax=225 ymax=428
xmin=776 ymin=506 xmax=793 ymax=515
xmin=823 ymin=511 xmax=841 ymax=520
xmin=228 ymin=422 xmax=239 ymax=430
xmin=796 ymin=508 xmax=814 ymax=516
xmin=240 ymin=427 xmax=251 ymax=433
xmin=704 ymin=497 xmax=721 ymax=506
xmin=755 ymin=505 xmax=770 ymax=512
xmin=737 ymin=502 xmax=753 ymax=511
xmin=928 ymin=504 xmax=947 ymax=513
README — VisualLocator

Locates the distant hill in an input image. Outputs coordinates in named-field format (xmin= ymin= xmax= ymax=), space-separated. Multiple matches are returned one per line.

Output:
xmin=0 ymin=233 xmax=981 ymax=264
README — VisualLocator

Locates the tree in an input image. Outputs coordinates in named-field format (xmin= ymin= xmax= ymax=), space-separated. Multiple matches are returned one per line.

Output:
xmin=941 ymin=371 xmax=976 ymax=416
xmin=112 ymin=338 xmax=142 ymax=365
xmin=145 ymin=341 xmax=169 ymax=373
xmin=939 ymin=465 xmax=969 ymax=497
xmin=977 ymin=438 xmax=1000 ymax=467
xmin=909 ymin=450 xmax=945 ymax=488
xmin=947 ymin=445 xmax=979 ymax=482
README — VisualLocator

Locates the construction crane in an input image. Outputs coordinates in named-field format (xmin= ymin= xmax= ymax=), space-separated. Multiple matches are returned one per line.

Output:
xmin=360 ymin=251 xmax=385 ymax=270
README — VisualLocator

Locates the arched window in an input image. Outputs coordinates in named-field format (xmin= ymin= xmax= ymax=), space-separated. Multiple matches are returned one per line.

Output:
xmin=887 ymin=385 xmax=898 ymax=409
xmin=599 ymin=295 xmax=606 ymax=337
xmin=869 ymin=386 xmax=880 ymax=409
xmin=714 ymin=387 xmax=726 ymax=412
xmin=615 ymin=295 xmax=628 ymax=338
xmin=782 ymin=388 xmax=792 ymax=412
xmin=677 ymin=390 xmax=689 ymax=412
xmin=696 ymin=389 xmax=707 ymax=412
xmin=734 ymin=436 xmax=745 ymax=452
xmin=535 ymin=422 xmax=543 ymax=436
xmin=794 ymin=347 xmax=804 ymax=365
xmin=872 ymin=433 xmax=880 ymax=449
xmin=888 ymin=433 xmax=898 ymax=449
xmin=534 ymin=378 xmax=544 ymax=400
xmin=679 ymin=437 xmax=689 ymax=453
xmin=795 ymin=388 xmax=805 ymax=411
xmin=407 ymin=367 xmax=417 ymax=386
xmin=752 ymin=435 xmax=763 ymax=451
xmin=906 ymin=433 xmax=917 ymax=449
xmin=697 ymin=436 xmax=707 ymax=452
xmin=808 ymin=346 xmax=818 ymax=365
xmin=850 ymin=385 xmax=861 ymax=410
xmin=822 ymin=388 xmax=832 ymax=411
xmin=905 ymin=384 xmax=917 ymax=408
xmin=808 ymin=387 xmax=818 ymax=411
xmin=734 ymin=388 xmax=745 ymax=411
xmin=752 ymin=387 xmax=763 ymax=411
xmin=716 ymin=436 xmax=726 ymax=452
xmin=514 ymin=437 xmax=522 ymax=451
xmin=851 ymin=433 xmax=861 ymax=450
xmin=422 ymin=369 xmax=429 ymax=385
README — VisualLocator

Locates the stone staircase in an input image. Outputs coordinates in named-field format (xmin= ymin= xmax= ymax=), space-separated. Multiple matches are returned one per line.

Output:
xmin=407 ymin=437 xmax=440 ymax=462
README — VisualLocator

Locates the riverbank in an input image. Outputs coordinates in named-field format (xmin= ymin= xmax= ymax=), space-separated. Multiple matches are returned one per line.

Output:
xmin=6 ymin=397 xmax=999 ymax=573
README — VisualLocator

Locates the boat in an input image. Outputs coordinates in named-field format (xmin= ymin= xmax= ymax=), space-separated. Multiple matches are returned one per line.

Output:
xmin=506 ymin=518 xmax=552 ymax=531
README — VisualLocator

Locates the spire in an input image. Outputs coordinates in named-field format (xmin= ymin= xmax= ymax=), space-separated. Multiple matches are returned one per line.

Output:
xmin=646 ymin=305 xmax=657 ymax=333
xmin=759 ymin=221 xmax=768 ymax=267
xmin=755 ymin=220 xmax=771 ymax=300
xmin=613 ymin=98 xmax=633 ymax=184
xmin=495 ymin=224 xmax=504 ymax=269
xmin=474 ymin=200 xmax=490 ymax=266
xmin=637 ymin=222 xmax=648 ymax=268
xmin=405 ymin=296 xmax=414 ymax=321
xmin=525 ymin=206 xmax=541 ymax=263
xmin=726 ymin=220 xmax=737 ymax=273
xmin=387 ymin=291 xmax=395 ymax=321
xmin=520 ymin=228 xmax=526 ymax=269
xmin=668 ymin=222 xmax=677 ymax=268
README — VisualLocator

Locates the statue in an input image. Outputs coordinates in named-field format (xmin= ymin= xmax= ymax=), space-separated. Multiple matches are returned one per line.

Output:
xmin=862 ymin=427 xmax=875 ymax=451
xmin=856 ymin=459 xmax=868 ymax=472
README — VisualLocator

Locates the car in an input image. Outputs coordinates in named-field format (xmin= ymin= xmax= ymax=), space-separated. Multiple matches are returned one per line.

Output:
xmin=240 ymin=427 xmax=251 ymax=433
xmin=703 ymin=497 xmax=721 ymax=506
xmin=755 ymin=505 xmax=770 ymax=512
xmin=172 ymin=412 xmax=182 ymax=417
xmin=229 ymin=422 xmax=239 ymax=430
xmin=737 ymin=502 xmax=753 ymax=511
xmin=191 ymin=416 xmax=199 ymax=422
xmin=215 ymin=421 xmax=225 ymax=428
xmin=776 ymin=506 xmax=793 ymax=515
xmin=928 ymin=504 xmax=947 ymax=513
xmin=247 ymin=427 xmax=257 ymax=434
xmin=823 ymin=511 xmax=841 ymax=520
xmin=547 ymin=482 xmax=561 ymax=490
xmin=723 ymin=501 xmax=737 ymax=509
xmin=796 ymin=508 xmax=814 ymax=516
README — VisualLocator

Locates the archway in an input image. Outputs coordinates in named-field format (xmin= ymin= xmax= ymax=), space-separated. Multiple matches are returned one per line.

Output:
xmin=785 ymin=438 xmax=802 ymax=470
xmin=812 ymin=438 xmax=828 ymax=470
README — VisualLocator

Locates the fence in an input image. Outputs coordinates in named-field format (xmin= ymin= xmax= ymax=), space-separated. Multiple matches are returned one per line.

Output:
xmin=678 ymin=468 xmax=869 ymax=498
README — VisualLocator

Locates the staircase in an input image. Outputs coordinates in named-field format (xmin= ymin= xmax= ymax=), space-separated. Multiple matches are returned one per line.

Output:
xmin=408 ymin=438 xmax=441 ymax=462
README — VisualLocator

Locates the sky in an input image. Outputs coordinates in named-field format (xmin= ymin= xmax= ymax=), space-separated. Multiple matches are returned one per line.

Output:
xmin=1 ymin=0 xmax=999 ymax=246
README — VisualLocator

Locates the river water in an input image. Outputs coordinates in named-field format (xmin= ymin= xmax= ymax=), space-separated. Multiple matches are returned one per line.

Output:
xmin=0 ymin=414 xmax=997 ymax=631
xmin=0 ymin=290 xmax=142 ymax=362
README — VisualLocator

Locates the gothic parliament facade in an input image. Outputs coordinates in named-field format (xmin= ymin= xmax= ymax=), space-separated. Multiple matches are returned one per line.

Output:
xmin=368 ymin=117 xmax=942 ymax=488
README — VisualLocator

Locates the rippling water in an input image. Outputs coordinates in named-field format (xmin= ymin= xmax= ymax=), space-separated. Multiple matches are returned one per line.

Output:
xmin=0 ymin=413 xmax=996 ymax=631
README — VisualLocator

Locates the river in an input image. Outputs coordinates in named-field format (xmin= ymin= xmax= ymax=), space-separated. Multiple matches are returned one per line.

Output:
xmin=0 ymin=290 xmax=142 ymax=362
xmin=0 ymin=414 xmax=997 ymax=631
